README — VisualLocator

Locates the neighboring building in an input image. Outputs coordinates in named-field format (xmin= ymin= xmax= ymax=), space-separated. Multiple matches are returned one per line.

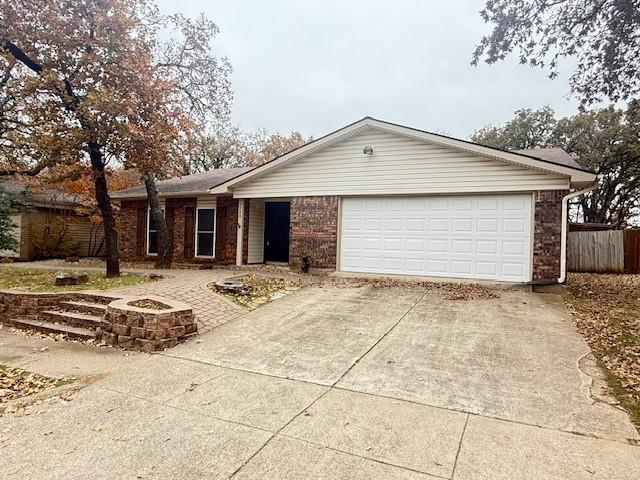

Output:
xmin=112 ymin=117 xmax=597 ymax=283
xmin=0 ymin=181 xmax=105 ymax=260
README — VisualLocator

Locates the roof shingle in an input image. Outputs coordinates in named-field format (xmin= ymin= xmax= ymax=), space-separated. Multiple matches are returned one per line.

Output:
xmin=110 ymin=167 xmax=252 ymax=199
xmin=512 ymin=147 xmax=584 ymax=170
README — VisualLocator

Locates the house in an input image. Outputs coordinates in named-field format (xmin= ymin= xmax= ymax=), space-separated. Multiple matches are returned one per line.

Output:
xmin=0 ymin=181 xmax=105 ymax=260
xmin=112 ymin=117 xmax=597 ymax=283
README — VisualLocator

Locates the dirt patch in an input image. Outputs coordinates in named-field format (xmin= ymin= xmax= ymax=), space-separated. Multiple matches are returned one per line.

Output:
xmin=564 ymin=273 xmax=640 ymax=430
xmin=219 ymin=267 xmax=500 ymax=303
xmin=212 ymin=275 xmax=301 ymax=309
xmin=0 ymin=365 xmax=72 ymax=404
xmin=127 ymin=299 xmax=172 ymax=310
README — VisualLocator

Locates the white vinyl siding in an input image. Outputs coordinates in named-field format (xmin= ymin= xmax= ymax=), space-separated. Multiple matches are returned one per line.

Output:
xmin=340 ymin=195 xmax=533 ymax=282
xmin=232 ymin=130 xmax=570 ymax=198
xmin=196 ymin=196 xmax=217 ymax=210
xmin=247 ymin=199 xmax=265 ymax=263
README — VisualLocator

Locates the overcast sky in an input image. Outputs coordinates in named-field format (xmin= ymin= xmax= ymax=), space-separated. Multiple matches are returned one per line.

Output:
xmin=156 ymin=0 xmax=579 ymax=140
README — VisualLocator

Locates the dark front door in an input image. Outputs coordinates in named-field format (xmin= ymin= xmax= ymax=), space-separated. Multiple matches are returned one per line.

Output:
xmin=264 ymin=202 xmax=290 ymax=262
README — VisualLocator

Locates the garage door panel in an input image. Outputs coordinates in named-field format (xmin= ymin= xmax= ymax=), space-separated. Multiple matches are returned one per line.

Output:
xmin=429 ymin=218 xmax=449 ymax=232
xmin=340 ymin=195 xmax=532 ymax=282
xmin=477 ymin=218 xmax=499 ymax=233
xmin=452 ymin=219 xmax=473 ymax=233
xmin=477 ymin=240 xmax=498 ymax=255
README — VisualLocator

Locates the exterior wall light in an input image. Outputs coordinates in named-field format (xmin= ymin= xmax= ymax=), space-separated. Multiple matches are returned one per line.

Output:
xmin=363 ymin=145 xmax=374 ymax=155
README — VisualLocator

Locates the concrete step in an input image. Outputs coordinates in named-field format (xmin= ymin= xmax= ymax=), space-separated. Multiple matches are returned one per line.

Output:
xmin=9 ymin=317 xmax=96 ymax=340
xmin=59 ymin=300 xmax=107 ymax=316
xmin=41 ymin=310 xmax=103 ymax=329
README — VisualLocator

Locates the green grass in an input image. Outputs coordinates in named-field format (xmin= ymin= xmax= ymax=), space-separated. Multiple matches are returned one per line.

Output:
xmin=0 ymin=266 xmax=150 ymax=292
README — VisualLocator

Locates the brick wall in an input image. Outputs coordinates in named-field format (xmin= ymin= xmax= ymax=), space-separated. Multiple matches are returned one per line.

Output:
xmin=166 ymin=197 xmax=196 ymax=263
xmin=289 ymin=196 xmax=338 ymax=269
xmin=532 ymin=190 xmax=567 ymax=283
xmin=215 ymin=196 xmax=248 ymax=265
xmin=117 ymin=196 xmax=241 ymax=265
xmin=118 ymin=200 xmax=148 ymax=262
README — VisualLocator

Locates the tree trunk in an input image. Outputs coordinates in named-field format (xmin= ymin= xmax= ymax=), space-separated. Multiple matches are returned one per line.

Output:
xmin=144 ymin=172 xmax=171 ymax=268
xmin=88 ymin=143 xmax=120 ymax=277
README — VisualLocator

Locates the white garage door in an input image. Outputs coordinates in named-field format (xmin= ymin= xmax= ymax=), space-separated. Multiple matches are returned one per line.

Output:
xmin=340 ymin=195 xmax=532 ymax=282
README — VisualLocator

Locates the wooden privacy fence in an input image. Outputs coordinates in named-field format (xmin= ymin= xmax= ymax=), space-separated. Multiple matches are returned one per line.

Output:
xmin=567 ymin=230 xmax=640 ymax=273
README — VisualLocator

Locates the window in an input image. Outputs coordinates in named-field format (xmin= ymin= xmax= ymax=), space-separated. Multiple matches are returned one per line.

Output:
xmin=196 ymin=208 xmax=216 ymax=257
xmin=147 ymin=208 xmax=164 ymax=255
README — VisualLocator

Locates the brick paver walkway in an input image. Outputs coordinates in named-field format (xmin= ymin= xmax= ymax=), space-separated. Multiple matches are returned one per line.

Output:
xmin=10 ymin=262 xmax=247 ymax=333
xmin=105 ymin=269 xmax=247 ymax=332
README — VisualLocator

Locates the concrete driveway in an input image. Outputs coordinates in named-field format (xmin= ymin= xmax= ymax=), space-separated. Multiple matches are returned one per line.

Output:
xmin=1 ymin=284 xmax=639 ymax=479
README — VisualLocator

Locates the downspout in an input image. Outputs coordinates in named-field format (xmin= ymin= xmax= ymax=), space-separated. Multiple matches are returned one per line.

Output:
xmin=558 ymin=185 xmax=597 ymax=284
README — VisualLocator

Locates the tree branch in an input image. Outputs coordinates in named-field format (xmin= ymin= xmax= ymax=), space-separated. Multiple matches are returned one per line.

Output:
xmin=0 ymin=39 xmax=42 ymax=74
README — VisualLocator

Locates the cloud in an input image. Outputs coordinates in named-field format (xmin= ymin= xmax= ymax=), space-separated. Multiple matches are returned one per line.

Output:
xmin=156 ymin=0 xmax=580 ymax=139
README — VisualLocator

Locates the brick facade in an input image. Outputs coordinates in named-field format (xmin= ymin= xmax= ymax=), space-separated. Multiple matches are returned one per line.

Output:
xmin=289 ymin=196 xmax=339 ymax=269
xmin=118 ymin=196 xmax=244 ymax=265
xmin=120 ymin=190 xmax=566 ymax=283
xmin=532 ymin=190 xmax=567 ymax=283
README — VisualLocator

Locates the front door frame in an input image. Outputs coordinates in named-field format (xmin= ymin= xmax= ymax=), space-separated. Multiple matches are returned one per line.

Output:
xmin=264 ymin=201 xmax=291 ymax=263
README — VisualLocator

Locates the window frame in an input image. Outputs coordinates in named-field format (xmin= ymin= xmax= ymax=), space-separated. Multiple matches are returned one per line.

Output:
xmin=146 ymin=207 xmax=165 ymax=256
xmin=195 ymin=207 xmax=216 ymax=259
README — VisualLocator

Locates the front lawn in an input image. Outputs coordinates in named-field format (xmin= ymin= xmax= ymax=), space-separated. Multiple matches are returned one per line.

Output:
xmin=0 ymin=266 xmax=150 ymax=292
xmin=564 ymin=273 xmax=640 ymax=429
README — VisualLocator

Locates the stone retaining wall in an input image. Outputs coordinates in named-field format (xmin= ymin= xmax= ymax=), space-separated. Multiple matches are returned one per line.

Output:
xmin=99 ymin=296 xmax=196 ymax=352
xmin=0 ymin=291 xmax=81 ymax=320
xmin=0 ymin=290 xmax=196 ymax=352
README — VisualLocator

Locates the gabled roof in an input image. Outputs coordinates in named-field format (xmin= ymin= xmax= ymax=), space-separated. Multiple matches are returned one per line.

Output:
xmin=111 ymin=167 xmax=252 ymax=200
xmin=210 ymin=117 xmax=597 ymax=194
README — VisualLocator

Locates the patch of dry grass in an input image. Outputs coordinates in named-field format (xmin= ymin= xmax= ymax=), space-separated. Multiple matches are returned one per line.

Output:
xmin=564 ymin=273 xmax=640 ymax=427
xmin=0 ymin=266 xmax=151 ymax=292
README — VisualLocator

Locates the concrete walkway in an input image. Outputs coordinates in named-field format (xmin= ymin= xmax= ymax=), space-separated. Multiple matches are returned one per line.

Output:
xmin=0 ymin=285 xmax=638 ymax=479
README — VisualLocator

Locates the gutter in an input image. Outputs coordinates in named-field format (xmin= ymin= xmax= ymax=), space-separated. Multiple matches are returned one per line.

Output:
xmin=111 ymin=190 xmax=225 ymax=201
xmin=558 ymin=184 xmax=597 ymax=284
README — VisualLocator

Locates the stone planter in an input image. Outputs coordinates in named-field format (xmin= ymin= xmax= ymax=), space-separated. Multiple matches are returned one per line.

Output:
xmin=100 ymin=295 xmax=197 ymax=352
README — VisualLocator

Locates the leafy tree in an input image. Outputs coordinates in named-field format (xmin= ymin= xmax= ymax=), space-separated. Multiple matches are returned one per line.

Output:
xmin=0 ymin=0 xmax=231 ymax=271
xmin=0 ymin=189 xmax=18 ymax=252
xmin=0 ymin=182 xmax=28 ymax=252
xmin=471 ymin=105 xmax=640 ymax=227
xmin=184 ymin=128 xmax=309 ymax=174
xmin=470 ymin=107 xmax=557 ymax=150
xmin=472 ymin=0 xmax=640 ymax=105
xmin=183 ymin=125 xmax=248 ymax=173
xmin=244 ymin=131 xmax=309 ymax=166
xmin=144 ymin=13 xmax=232 ymax=268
